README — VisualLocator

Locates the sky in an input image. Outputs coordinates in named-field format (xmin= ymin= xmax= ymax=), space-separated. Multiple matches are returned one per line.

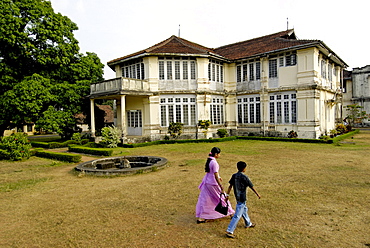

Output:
xmin=49 ymin=0 xmax=370 ymax=80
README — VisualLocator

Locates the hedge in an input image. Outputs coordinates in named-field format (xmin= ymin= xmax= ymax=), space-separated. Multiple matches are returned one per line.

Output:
xmin=332 ymin=129 xmax=359 ymax=143
xmin=35 ymin=150 xmax=81 ymax=163
xmin=235 ymin=136 xmax=333 ymax=144
xmin=31 ymin=139 xmax=90 ymax=149
xmin=121 ymin=136 xmax=238 ymax=148
xmin=68 ymin=146 xmax=113 ymax=156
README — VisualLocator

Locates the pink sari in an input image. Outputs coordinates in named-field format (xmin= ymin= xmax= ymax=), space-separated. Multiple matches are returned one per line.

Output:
xmin=195 ymin=158 xmax=234 ymax=219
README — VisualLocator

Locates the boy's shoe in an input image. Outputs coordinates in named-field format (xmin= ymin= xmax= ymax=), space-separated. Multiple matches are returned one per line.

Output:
xmin=245 ymin=223 xmax=256 ymax=228
xmin=226 ymin=232 xmax=235 ymax=238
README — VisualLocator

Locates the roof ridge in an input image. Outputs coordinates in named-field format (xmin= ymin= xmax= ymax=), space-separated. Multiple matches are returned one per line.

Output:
xmin=146 ymin=35 xmax=177 ymax=52
xmin=175 ymin=36 xmax=214 ymax=53
xmin=215 ymin=29 xmax=295 ymax=50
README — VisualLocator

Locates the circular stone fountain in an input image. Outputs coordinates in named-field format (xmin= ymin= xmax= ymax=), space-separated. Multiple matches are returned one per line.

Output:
xmin=75 ymin=156 xmax=168 ymax=176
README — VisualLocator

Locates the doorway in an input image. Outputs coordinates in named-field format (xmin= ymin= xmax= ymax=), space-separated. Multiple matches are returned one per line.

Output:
xmin=127 ymin=110 xmax=142 ymax=136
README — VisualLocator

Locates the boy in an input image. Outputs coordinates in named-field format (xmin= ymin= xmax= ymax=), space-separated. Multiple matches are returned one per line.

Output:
xmin=225 ymin=161 xmax=261 ymax=238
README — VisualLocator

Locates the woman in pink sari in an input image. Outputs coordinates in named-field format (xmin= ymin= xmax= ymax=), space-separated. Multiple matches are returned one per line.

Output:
xmin=196 ymin=147 xmax=234 ymax=223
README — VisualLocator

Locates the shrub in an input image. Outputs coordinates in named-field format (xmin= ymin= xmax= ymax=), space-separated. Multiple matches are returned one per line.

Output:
xmin=287 ymin=130 xmax=298 ymax=138
xmin=71 ymin=133 xmax=82 ymax=144
xmin=335 ymin=124 xmax=347 ymax=134
xmin=68 ymin=146 xmax=113 ymax=156
xmin=101 ymin=126 xmax=122 ymax=148
xmin=168 ymin=122 xmax=184 ymax=139
xmin=30 ymin=141 xmax=50 ymax=148
xmin=0 ymin=133 xmax=31 ymax=161
xmin=198 ymin=120 xmax=211 ymax=130
xmin=35 ymin=150 xmax=81 ymax=163
xmin=217 ymin=129 xmax=228 ymax=138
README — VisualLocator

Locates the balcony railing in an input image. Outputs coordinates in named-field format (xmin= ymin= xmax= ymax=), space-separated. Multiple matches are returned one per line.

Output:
xmin=90 ymin=77 xmax=149 ymax=94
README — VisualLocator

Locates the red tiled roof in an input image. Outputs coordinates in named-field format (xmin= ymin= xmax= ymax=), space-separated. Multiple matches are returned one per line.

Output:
xmin=108 ymin=29 xmax=336 ymax=65
xmin=108 ymin=35 xmax=214 ymax=65
xmin=97 ymin=104 xmax=114 ymax=123
xmin=214 ymin=29 xmax=318 ymax=60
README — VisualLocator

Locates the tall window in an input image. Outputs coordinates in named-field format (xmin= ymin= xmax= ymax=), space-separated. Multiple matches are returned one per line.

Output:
xmin=328 ymin=64 xmax=332 ymax=82
xmin=237 ymin=95 xmax=261 ymax=124
xmin=256 ymin=62 xmax=261 ymax=80
xmin=175 ymin=61 xmax=180 ymax=80
xmin=160 ymin=96 xmax=196 ymax=126
xmin=269 ymin=59 xmax=277 ymax=78
xmin=183 ymin=61 xmax=188 ymax=80
xmin=121 ymin=59 xmax=145 ymax=79
xmin=167 ymin=61 xmax=172 ymax=80
xmin=236 ymin=60 xmax=261 ymax=82
xmin=210 ymin=97 xmax=224 ymax=125
xmin=321 ymin=60 xmax=327 ymax=79
xmin=269 ymin=92 xmax=297 ymax=124
xmin=158 ymin=57 xmax=196 ymax=81
xmin=190 ymin=61 xmax=196 ymax=80
xmin=208 ymin=60 xmax=224 ymax=82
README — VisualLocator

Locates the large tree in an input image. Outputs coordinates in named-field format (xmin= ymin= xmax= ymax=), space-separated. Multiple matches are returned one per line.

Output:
xmin=0 ymin=0 xmax=104 ymax=137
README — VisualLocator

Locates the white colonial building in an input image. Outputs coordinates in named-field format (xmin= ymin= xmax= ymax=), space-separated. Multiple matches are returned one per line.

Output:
xmin=342 ymin=66 xmax=370 ymax=126
xmin=88 ymin=29 xmax=347 ymax=141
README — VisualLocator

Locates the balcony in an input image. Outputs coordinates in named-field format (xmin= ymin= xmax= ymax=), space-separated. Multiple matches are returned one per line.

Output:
xmin=90 ymin=77 xmax=150 ymax=95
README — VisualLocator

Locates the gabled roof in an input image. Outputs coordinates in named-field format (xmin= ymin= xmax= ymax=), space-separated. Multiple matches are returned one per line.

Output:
xmin=108 ymin=35 xmax=214 ymax=66
xmin=108 ymin=29 xmax=347 ymax=68
xmin=214 ymin=29 xmax=317 ymax=60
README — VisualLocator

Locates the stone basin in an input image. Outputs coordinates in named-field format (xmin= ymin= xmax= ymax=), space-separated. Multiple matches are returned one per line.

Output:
xmin=75 ymin=156 xmax=168 ymax=176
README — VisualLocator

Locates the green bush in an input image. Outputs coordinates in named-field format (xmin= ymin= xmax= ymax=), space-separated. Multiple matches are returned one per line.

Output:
xmin=216 ymin=129 xmax=228 ymax=138
xmin=335 ymin=124 xmax=347 ymax=134
xmin=168 ymin=122 xmax=184 ymax=139
xmin=0 ymin=133 xmax=32 ymax=160
xmin=71 ymin=133 xmax=82 ymax=144
xmin=31 ymin=140 xmax=80 ymax=149
xmin=30 ymin=141 xmax=50 ymax=148
xmin=101 ymin=126 xmax=122 ymax=148
xmin=287 ymin=130 xmax=298 ymax=138
xmin=68 ymin=146 xmax=113 ymax=156
xmin=332 ymin=129 xmax=359 ymax=143
xmin=35 ymin=150 xmax=81 ymax=163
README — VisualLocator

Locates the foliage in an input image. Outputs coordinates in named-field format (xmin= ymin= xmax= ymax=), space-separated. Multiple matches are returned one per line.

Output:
xmin=345 ymin=104 xmax=370 ymax=127
xmin=0 ymin=133 xmax=31 ymax=160
xmin=331 ymin=129 xmax=359 ymax=143
xmin=168 ymin=122 xmax=184 ymax=139
xmin=335 ymin=123 xmax=347 ymax=135
xmin=287 ymin=130 xmax=298 ymax=138
xmin=0 ymin=0 xmax=104 ymax=137
xmin=35 ymin=106 xmax=77 ymax=139
xmin=30 ymin=140 xmax=81 ymax=149
xmin=329 ymin=129 xmax=338 ymax=137
xmin=71 ymin=133 xmax=82 ymax=144
xmin=216 ymin=129 xmax=228 ymax=138
xmin=197 ymin=120 xmax=211 ymax=130
xmin=68 ymin=146 xmax=113 ymax=156
xmin=35 ymin=150 xmax=81 ymax=163
xmin=101 ymin=126 xmax=122 ymax=148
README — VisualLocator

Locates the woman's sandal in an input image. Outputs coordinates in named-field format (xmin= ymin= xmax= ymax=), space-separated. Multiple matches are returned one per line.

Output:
xmin=196 ymin=220 xmax=206 ymax=224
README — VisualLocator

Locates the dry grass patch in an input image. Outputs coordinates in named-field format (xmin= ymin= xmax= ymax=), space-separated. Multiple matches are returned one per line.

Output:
xmin=1 ymin=131 xmax=370 ymax=247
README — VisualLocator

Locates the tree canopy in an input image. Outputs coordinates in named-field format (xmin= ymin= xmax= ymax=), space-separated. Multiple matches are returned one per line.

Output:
xmin=0 ymin=0 xmax=104 ymax=138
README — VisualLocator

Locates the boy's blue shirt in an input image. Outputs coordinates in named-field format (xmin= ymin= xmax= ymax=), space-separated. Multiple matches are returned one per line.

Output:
xmin=229 ymin=171 xmax=254 ymax=203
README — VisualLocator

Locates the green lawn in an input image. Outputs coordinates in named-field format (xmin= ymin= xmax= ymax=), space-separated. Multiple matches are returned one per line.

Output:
xmin=0 ymin=131 xmax=369 ymax=247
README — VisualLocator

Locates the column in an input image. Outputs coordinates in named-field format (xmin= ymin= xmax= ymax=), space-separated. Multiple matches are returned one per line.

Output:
xmin=120 ymin=95 xmax=126 ymax=137
xmin=90 ymin=99 xmax=95 ymax=137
